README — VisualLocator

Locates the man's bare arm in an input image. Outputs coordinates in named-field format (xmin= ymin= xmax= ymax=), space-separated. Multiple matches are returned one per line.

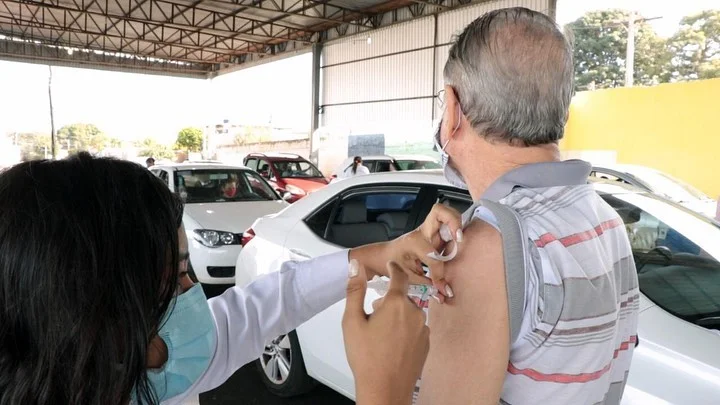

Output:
xmin=418 ymin=220 xmax=510 ymax=405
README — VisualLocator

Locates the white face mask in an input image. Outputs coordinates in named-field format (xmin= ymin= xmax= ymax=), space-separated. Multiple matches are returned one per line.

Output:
xmin=433 ymin=110 xmax=467 ymax=189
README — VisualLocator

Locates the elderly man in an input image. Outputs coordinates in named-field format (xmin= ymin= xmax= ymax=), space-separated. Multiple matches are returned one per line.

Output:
xmin=419 ymin=8 xmax=639 ymax=405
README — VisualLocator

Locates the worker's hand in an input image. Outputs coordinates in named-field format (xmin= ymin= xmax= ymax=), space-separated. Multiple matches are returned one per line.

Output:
xmin=388 ymin=203 xmax=463 ymax=301
xmin=343 ymin=261 xmax=429 ymax=405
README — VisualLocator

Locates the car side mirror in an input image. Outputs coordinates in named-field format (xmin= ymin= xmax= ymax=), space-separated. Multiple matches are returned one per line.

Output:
xmin=282 ymin=192 xmax=293 ymax=202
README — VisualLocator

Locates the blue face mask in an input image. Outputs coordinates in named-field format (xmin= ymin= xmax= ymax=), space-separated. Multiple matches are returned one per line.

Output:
xmin=433 ymin=110 xmax=467 ymax=190
xmin=145 ymin=283 xmax=216 ymax=402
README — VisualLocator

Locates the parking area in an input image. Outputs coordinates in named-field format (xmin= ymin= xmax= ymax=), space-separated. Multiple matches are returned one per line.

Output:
xmin=199 ymin=285 xmax=353 ymax=405
xmin=3 ymin=0 xmax=720 ymax=404
xmin=199 ymin=364 xmax=352 ymax=405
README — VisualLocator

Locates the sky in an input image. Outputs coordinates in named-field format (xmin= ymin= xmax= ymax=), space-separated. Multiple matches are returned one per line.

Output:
xmin=0 ymin=53 xmax=311 ymax=144
xmin=0 ymin=0 xmax=717 ymax=143
xmin=556 ymin=0 xmax=719 ymax=37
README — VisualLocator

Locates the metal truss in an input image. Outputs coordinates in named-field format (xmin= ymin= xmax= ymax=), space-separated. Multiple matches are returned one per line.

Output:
xmin=0 ymin=0 xmax=481 ymax=76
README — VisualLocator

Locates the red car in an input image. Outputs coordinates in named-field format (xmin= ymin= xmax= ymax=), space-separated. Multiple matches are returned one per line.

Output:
xmin=243 ymin=153 xmax=328 ymax=203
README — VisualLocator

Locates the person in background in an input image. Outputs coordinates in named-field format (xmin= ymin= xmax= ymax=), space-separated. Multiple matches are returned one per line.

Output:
xmin=343 ymin=156 xmax=370 ymax=178
xmin=419 ymin=7 xmax=639 ymax=405
xmin=220 ymin=175 xmax=239 ymax=199
xmin=146 ymin=157 xmax=155 ymax=168
xmin=0 ymin=152 xmax=461 ymax=405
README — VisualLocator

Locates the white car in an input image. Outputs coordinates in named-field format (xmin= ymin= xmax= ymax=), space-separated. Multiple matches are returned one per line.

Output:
xmin=393 ymin=155 xmax=442 ymax=171
xmin=151 ymin=163 xmax=289 ymax=284
xmin=330 ymin=155 xmax=441 ymax=183
xmin=591 ymin=164 xmax=717 ymax=219
xmin=236 ymin=170 xmax=720 ymax=403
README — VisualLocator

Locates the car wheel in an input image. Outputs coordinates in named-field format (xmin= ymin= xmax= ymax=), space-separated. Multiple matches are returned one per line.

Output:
xmin=256 ymin=330 xmax=317 ymax=397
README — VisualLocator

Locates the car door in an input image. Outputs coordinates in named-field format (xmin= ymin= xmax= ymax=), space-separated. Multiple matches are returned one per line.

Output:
xmin=245 ymin=157 xmax=258 ymax=171
xmin=598 ymin=193 xmax=720 ymax=403
xmin=285 ymin=185 xmax=423 ymax=397
xmin=257 ymin=159 xmax=280 ymax=191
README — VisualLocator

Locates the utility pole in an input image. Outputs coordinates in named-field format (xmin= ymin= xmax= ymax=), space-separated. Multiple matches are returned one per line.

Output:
xmin=48 ymin=65 xmax=56 ymax=159
xmin=625 ymin=11 xmax=636 ymax=87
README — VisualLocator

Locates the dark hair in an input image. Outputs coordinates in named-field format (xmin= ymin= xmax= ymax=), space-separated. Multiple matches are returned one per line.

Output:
xmin=0 ymin=152 xmax=183 ymax=405
xmin=146 ymin=157 xmax=155 ymax=164
xmin=352 ymin=156 xmax=362 ymax=175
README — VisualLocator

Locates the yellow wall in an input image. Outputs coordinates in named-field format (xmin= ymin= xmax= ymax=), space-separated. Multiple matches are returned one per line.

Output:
xmin=562 ymin=78 xmax=720 ymax=198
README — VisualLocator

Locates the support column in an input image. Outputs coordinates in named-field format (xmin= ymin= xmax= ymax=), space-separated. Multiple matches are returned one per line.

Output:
xmin=309 ymin=42 xmax=323 ymax=165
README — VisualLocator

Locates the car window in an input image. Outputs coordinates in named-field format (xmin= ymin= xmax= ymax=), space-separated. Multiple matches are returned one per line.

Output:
xmin=272 ymin=160 xmax=323 ymax=178
xmin=375 ymin=160 xmax=394 ymax=173
xmin=158 ymin=170 xmax=169 ymax=185
xmin=365 ymin=193 xmax=417 ymax=211
xmin=602 ymin=193 xmax=720 ymax=329
xmin=304 ymin=188 xmax=419 ymax=248
xmin=397 ymin=160 xmax=442 ymax=170
xmin=364 ymin=161 xmax=377 ymax=172
xmin=257 ymin=160 xmax=273 ymax=179
xmin=438 ymin=191 xmax=472 ymax=213
xmin=175 ymin=169 xmax=278 ymax=203
xmin=245 ymin=158 xmax=258 ymax=171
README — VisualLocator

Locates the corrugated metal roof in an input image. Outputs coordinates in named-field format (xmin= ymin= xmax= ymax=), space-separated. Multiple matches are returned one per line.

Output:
xmin=0 ymin=0 xmax=510 ymax=76
xmin=0 ymin=0 xmax=421 ymax=76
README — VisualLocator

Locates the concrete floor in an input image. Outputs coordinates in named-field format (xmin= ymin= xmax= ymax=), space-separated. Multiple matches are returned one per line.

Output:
xmin=199 ymin=363 xmax=353 ymax=405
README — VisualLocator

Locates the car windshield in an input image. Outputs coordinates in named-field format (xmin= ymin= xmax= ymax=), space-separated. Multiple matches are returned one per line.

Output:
xmin=637 ymin=170 xmax=709 ymax=202
xmin=603 ymin=192 xmax=720 ymax=329
xmin=175 ymin=169 xmax=278 ymax=203
xmin=396 ymin=160 xmax=442 ymax=170
xmin=272 ymin=161 xmax=323 ymax=178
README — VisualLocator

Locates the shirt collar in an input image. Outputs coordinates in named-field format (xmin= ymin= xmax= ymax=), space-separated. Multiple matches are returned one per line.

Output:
xmin=481 ymin=160 xmax=592 ymax=201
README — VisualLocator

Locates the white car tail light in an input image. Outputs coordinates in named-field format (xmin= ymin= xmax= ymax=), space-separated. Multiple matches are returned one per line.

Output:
xmin=241 ymin=228 xmax=256 ymax=247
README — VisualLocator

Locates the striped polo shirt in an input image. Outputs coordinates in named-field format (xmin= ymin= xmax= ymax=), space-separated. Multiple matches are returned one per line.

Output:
xmin=477 ymin=160 xmax=639 ymax=404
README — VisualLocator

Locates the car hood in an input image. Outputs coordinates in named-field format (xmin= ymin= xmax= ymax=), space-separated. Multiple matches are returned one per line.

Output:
xmin=184 ymin=200 xmax=288 ymax=233
xmin=283 ymin=177 xmax=328 ymax=192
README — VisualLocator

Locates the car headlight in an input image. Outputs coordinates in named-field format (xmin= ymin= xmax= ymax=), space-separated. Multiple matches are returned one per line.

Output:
xmin=193 ymin=229 xmax=239 ymax=248
xmin=285 ymin=184 xmax=306 ymax=196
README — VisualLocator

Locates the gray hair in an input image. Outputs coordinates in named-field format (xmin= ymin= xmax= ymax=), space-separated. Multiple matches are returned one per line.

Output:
xmin=443 ymin=7 xmax=574 ymax=146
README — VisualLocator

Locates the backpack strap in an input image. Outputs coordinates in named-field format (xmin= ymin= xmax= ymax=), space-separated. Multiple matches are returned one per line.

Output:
xmin=461 ymin=199 xmax=527 ymax=344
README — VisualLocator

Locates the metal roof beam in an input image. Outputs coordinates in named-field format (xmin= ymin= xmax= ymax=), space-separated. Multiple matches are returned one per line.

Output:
xmin=0 ymin=30 xmax=221 ymax=66
xmin=1 ymin=1 xmax=278 ymax=57
xmin=0 ymin=36 xmax=209 ymax=77
xmin=0 ymin=15 xmax=246 ymax=55
xmin=150 ymin=0 xmax=345 ymax=59
xmin=114 ymin=0 xmax=316 ymax=43
xmin=219 ymin=0 xmax=368 ymax=28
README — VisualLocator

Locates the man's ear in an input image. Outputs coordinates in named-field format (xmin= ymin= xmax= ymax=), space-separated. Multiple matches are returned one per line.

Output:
xmin=443 ymin=85 xmax=465 ymax=140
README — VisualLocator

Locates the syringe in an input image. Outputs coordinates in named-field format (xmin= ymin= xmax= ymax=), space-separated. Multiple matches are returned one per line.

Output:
xmin=366 ymin=276 xmax=439 ymax=307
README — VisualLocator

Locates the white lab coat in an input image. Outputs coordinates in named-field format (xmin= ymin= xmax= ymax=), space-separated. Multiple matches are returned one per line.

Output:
xmin=163 ymin=250 xmax=349 ymax=404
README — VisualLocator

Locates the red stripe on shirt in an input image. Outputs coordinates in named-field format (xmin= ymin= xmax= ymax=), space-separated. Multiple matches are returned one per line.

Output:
xmin=534 ymin=218 xmax=624 ymax=248
xmin=507 ymin=335 xmax=638 ymax=384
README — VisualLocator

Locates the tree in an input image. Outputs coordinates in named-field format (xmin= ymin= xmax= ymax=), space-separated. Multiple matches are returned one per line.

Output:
xmin=135 ymin=138 xmax=174 ymax=160
xmin=13 ymin=132 xmax=52 ymax=161
xmin=108 ymin=137 xmax=123 ymax=148
xmin=667 ymin=10 xmax=720 ymax=81
xmin=56 ymin=123 xmax=108 ymax=153
xmin=567 ymin=10 xmax=670 ymax=89
xmin=176 ymin=127 xmax=204 ymax=152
